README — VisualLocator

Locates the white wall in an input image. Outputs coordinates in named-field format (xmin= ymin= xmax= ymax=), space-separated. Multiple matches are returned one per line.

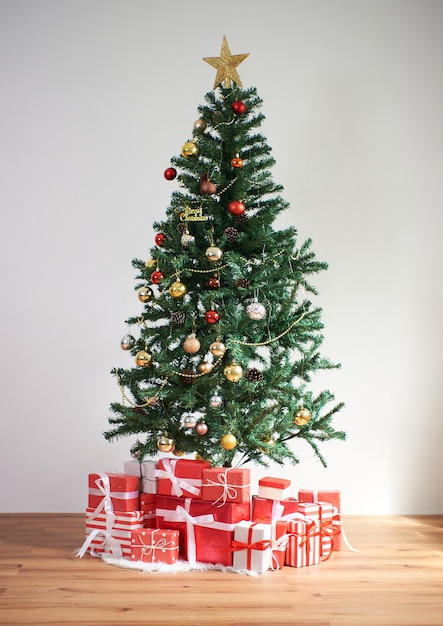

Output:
xmin=0 ymin=0 xmax=442 ymax=514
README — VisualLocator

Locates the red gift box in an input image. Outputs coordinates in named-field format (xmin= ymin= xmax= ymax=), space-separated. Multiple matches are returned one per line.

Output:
xmin=77 ymin=507 xmax=144 ymax=558
xmin=258 ymin=476 xmax=291 ymax=500
xmin=201 ymin=467 xmax=250 ymax=505
xmin=156 ymin=494 xmax=250 ymax=566
xmin=252 ymin=495 xmax=300 ymax=521
xmin=285 ymin=519 xmax=320 ymax=568
xmin=130 ymin=528 xmax=179 ymax=564
xmin=155 ymin=458 xmax=210 ymax=499
xmin=140 ymin=494 xmax=157 ymax=528
xmin=298 ymin=489 xmax=341 ymax=550
xmin=88 ymin=472 xmax=139 ymax=513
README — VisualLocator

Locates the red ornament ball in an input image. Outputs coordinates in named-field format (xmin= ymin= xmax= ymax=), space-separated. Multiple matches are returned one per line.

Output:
xmin=205 ymin=309 xmax=220 ymax=324
xmin=150 ymin=270 xmax=164 ymax=284
xmin=155 ymin=233 xmax=166 ymax=246
xmin=232 ymin=100 xmax=246 ymax=114
xmin=164 ymin=167 xmax=177 ymax=181
xmin=228 ymin=201 xmax=246 ymax=216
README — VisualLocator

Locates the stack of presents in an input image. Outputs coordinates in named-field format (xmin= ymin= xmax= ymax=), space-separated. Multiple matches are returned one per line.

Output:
xmin=77 ymin=458 xmax=343 ymax=573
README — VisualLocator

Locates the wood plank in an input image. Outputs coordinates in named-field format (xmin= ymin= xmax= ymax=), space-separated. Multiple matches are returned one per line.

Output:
xmin=0 ymin=514 xmax=442 ymax=625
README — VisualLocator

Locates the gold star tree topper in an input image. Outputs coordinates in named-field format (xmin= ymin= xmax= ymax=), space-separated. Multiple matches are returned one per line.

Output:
xmin=203 ymin=36 xmax=249 ymax=89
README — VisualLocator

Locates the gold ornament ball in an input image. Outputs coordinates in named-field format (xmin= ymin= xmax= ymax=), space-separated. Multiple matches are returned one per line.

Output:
xmin=181 ymin=141 xmax=198 ymax=158
xmin=135 ymin=350 xmax=152 ymax=367
xmin=169 ymin=281 xmax=187 ymax=298
xmin=221 ymin=433 xmax=237 ymax=450
xmin=259 ymin=436 xmax=276 ymax=452
xmin=183 ymin=334 xmax=201 ymax=354
xmin=224 ymin=362 xmax=243 ymax=382
xmin=294 ymin=407 xmax=311 ymax=426
xmin=137 ymin=285 xmax=154 ymax=303
xmin=205 ymin=246 xmax=223 ymax=262
xmin=198 ymin=360 xmax=213 ymax=374
xmin=210 ymin=340 xmax=226 ymax=357
xmin=157 ymin=435 xmax=175 ymax=453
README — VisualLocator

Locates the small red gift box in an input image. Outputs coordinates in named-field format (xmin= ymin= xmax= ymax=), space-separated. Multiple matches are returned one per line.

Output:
xmin=130 ymin=528 xmax=179 ymax=564
xmin=156 ymin=495 xmax=250 ymax=566
xmin=285 ymin=519 xmax=320 ymax=568
xmin=298 ymin=489 xmax=341 ymax=550
xmin=201 ymin=467 xmax=250 ymax=505
xmin=258 ymin=476 xmax=291 ymax=500
xmin=88 ymin=472 xmax=140 ymax=513
xmin=78 ymin=507 xmax=144 ymax=558
xmin=140 ymin=494 xmax=157 ymax=528
xmin=156 ymin=458 xmax=210 ymax=499
xmin=231 ymin=520 xmax=272 ymax=574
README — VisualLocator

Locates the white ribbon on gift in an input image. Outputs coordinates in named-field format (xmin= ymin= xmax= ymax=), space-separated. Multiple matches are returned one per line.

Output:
xmin=77 ymin=472 xmax=123 ymax=558
xmin=155 ymin=458 xmax=202 ymax=497
xmin=204 ymin=468 xmax=250 ymax=507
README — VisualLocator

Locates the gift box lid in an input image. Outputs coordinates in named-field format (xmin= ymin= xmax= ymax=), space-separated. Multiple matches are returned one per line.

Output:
xmin=258 ymin=476 xmax=291 ymax=489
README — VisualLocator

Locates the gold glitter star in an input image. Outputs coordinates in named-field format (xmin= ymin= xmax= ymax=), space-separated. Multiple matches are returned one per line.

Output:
xmin=203 ymin=36 xmax=249 ymax=89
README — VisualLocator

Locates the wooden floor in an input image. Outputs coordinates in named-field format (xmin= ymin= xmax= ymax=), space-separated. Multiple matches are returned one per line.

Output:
xmin=0 ymin=514 xmax=442 ymax=626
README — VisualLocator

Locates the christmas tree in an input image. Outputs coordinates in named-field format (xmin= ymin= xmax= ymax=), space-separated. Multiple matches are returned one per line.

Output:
xmin=105 ymin=37 xmax=345 ymax=469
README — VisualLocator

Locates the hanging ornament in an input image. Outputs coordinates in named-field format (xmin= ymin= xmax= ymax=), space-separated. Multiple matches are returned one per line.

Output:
xmin=205 ymin=309 xmax=220 ymax=324
xmin=151 ymin=270 xmax=164 ymax=284
xmin=193 ymin=118 xmax=207 ymax=131
xmin=228 ymin=200 xmax=246 ymax=216
xmin=198 ymin=360 xmax=213 ymax=374
xmin=135 ymin=350 xmax=152 ymax=367
xmin=221 ymin=433 xmax=237 ymax=450
xmin=259 ymin=436 xmax=276 ymax=452
xmin=181 ymin=232 xmax=195 ymax=247
xmin=181 ymin=141 xmax=198 ymax=158
xmin=294 ymin=407 xmax=311 ymax=426
xmin=224 ymin=226 xmax=238 ymax=242
xmin=182 ymin=413 xmax=197 ymax=429
xmin=169 ymin=280 xmax=187 ymax=298
xmin=120 ymin=334 xmax=135 ymax=350
xmin=180 ymin=369 xmax=194 ymax=385
xmin=224 ymin=362 xmax=243 ymax=382
xmin=164 ymin=167 xmax=177 ymax=180
xmin=246 ymin=302 xmax=267 ymax=320
xmin=245 ymin=368 xmax=263 ymax=382
xmin=232 ymin=100 xmax=246 ymax=114
xmin=155 ymin=233 xmax=166 ymax=246
xmin=200 ymin=173 xmax=217 ymax=195
xmin=137 ymin=285 xmax=154 ymax=303
xmin=210 ymin=340 xmax=226 ymax=357
xmin=130 ymin=447 xmax=142 ymax=460
xmin=195 ymin=421 xmax=208 ymax=435
xmin=206 ymin=276 xmax=220 ymax=289
xmin=145 ymin=258 xmax=157 ymax=268
xmin=231 ymin=156 xmax=243 ymax=168
xmin=171 ymin=311 xmax=186 ymax=325
xmin=206 ymin=246 xmax=223 ymax=262
xmin=235 ymin=277 xmax=250 ymax=289
xmin=209 ymin=394 xmax=223 ymax=408
xmin=183 ymin=334 xmax=201 ymax=354
xmin=173 ymin=449 xmax=186 ymax=457
xmin=157 ymin=434 xmax=175 ymax=453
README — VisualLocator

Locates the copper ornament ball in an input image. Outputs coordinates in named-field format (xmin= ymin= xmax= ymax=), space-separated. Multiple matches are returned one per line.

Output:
xmin=183 ymin=334 xmax=201 ymax=354
xmin=195 ymin=421 xmax=208 ymax=435
xmin=193 ymin=118 xmax=206 ymax=131
xmin=209 ymin=340 xmax=226 ymax=357
xmin=231 ymin=156 xmax=243 ymax=168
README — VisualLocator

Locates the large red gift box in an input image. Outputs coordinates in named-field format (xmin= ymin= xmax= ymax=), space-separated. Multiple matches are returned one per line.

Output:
xmin=130 ymin=528 xmax=179 ymax=564
xmin=140 ymin=494 xmax=157 ymax=528
xmin=155 ymin=458 xmax=210 ymax=499
xmin=88 ymin=472 xmax=139 ymax=513
xmin=285 ymin=519 xmax=320 ymax=568
xmin=201 ymin=467 xmax=250 ymax=505
xmin=252 ymin=495 xmax=300 ymax=521
xmin=78 ymin=507 xmax=144 ymax=558
xmin=156 ymin=494 xmax=250 ymax=566
xmin=298 ymin=489 xmax=342 ymax=550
